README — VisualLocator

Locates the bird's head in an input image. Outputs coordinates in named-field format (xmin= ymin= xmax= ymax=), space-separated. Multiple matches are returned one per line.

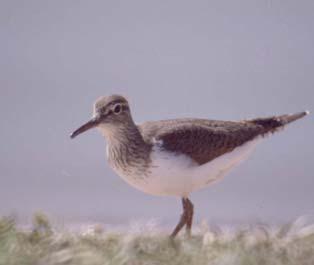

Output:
xmin=70 ymin=94 xmax=132 ymax=139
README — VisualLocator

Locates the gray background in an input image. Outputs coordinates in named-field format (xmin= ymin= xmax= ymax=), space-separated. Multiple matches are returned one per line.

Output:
xmin=1 ymin=0 xmax=313 ymax=225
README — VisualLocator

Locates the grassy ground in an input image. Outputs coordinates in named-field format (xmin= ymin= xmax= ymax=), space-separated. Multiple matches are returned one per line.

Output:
xmin=1 ymin=213 xmax=314 ymax=265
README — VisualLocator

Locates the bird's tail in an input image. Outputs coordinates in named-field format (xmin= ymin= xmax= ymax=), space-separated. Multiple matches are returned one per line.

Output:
xmin=249 ymin=110 xmax=310 ymax=135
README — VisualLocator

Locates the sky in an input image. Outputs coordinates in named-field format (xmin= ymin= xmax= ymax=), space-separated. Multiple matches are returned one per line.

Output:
xmin=1 ymin=0 xmax=313 ymax=225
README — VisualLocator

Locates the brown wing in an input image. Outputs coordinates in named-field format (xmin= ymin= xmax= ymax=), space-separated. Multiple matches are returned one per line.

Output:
xmin=138 ymin=111 xmax=308 ymax=165
xmin=139 ymin=118 xmax=264 ymax=165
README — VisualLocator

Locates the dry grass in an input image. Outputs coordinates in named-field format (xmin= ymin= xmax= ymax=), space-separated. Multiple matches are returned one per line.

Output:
xmin=1 ymin=213 xmax=314 ymax=265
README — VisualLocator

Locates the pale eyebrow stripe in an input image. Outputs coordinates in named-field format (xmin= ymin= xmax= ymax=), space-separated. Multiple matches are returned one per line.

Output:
xmin=107 ymin=101 xmax=129 ymax=112
xmin=109 ymin=100 xmax=128 ymax=106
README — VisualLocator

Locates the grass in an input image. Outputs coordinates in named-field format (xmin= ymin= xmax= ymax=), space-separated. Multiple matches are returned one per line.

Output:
xmin=1 ymin=213 xmax=314 ymax=265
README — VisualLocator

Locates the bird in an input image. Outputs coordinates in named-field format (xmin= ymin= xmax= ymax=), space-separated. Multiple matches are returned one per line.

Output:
xmin=70 ymin=94 xmax=309 ymax=238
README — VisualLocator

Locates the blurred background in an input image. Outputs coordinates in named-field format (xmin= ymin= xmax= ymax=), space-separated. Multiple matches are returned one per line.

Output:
xmin=1 ymin=0 xmax=313 ymax=226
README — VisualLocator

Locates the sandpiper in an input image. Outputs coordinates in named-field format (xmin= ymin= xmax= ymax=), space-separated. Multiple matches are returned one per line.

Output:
xmin=70 ymin=95 xmax=309 ymax=238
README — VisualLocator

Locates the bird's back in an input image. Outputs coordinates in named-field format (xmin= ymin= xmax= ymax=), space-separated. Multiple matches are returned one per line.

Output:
xmin=138 ymin=112 xmax=308 ymax=165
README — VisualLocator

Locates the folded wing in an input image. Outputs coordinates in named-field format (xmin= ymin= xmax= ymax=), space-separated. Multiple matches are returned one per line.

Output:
xmin=139 ymin=111 xmax=308 ymax=165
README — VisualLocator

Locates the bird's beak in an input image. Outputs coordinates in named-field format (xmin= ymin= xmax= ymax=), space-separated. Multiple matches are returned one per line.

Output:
xmin=70 ymin=116 xmax=101 ymax=139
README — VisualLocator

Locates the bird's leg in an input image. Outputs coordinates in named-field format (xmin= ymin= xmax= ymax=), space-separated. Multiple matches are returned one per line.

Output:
xmin=185 ymin=198 xmax=194 ymax=236
xmin=170 ymin=197 xmax=189 ymax=238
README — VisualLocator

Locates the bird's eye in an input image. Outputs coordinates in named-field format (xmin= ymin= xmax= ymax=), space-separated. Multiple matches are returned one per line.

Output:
xmin=113 ymin=104 xmax=122 ymax=114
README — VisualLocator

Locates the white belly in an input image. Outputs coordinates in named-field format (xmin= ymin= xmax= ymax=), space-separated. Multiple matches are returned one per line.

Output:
xmin=110 ymin=138 xmax=261 ymax=197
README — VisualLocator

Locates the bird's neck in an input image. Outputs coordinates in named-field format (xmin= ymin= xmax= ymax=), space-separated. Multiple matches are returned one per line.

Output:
xmin=100 ymin=121 xmax=152 ymax=170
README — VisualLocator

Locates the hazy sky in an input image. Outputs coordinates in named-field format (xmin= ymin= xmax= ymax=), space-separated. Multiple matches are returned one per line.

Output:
xmin=1 ymin=1 xmax=313 ymax=224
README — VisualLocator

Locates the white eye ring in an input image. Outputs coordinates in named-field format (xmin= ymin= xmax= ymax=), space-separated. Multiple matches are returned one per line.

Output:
xmin=113 ymin=104 xmax=122 ymax=114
